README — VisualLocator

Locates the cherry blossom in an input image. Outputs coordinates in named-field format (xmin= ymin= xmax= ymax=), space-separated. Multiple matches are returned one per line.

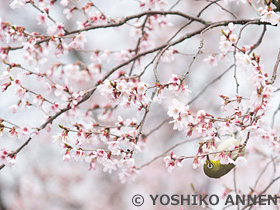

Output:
xmin=9 ymin=0 xmax=26 ymax=9
xmin=118 ymin=167 xmax=139 ymax=183
xmin=68 ymin=33 xmax=87 ymax=49
xmin=60 ymin=0 xmax=70 ymax=7
xmin=234 ymin=155 xmax=247 ymax=167
xmin=214 ymin=152 xmax=235 ymax=165
xmin=1 ymin=1 xmax=280 ymax=207
xmin=260 ymin=8 xmax=280 ymax=25
xmin=36 ymin=13 xmax=47 ymax=25
xmin=47 ymin=23 xmax=65 ymax=36
xmin=163 ymin=152 xmax=182 ymax=173
xmin=63 ymin=150 xmax=71 ymax=161
xmin=0 ymin=148 xmax=16 ymax=167
xmin=203 ymin=54 xmax=218 ymax=67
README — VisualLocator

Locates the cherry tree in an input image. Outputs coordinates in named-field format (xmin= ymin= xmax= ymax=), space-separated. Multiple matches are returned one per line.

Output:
xmin=0 ymin=0 xmax=280 ymax=209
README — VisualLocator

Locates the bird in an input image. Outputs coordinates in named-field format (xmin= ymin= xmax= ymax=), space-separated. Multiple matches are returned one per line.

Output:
xmin=203 ymin=137 xmax=245 ymax=179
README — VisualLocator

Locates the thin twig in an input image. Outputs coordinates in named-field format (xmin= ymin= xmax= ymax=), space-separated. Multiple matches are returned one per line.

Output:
xmin=0 ymin=14 xmax=268 ymax=171
xmin=137 ymin=137 xmax=201 ymax=169
xmin=214 ymin=1 xmax=238 ymax=19
xmin=169 ymin=0 xmax=182 ymax=10
xmin=233 ymin=168 xmax=240 ymax=210
xmin=129 ymin=15 xmax=150 ymax=76
xmin=135 ymin=89 xmax=157 ymax=142
xmin=29 ymin=1 xmax=69 ymax=33
xmin=252 ymin=158 xmax=275 ymax=194
xmin=270 ymin=49 xmax=280 ymax=84
xmin=260 ymin=175 xmax=280 ymax=194
xmin=234 ymin=21 xmax=254 ymax=94
xmin=249 ymin=25 xmax=267 ymax=53
xmin=271 ymin=103 xmax=280 ymax=128
xmin=181 ymin=32 xmax=204 ymax=81
xmin=187 ymin=64 xmax=234 ymax=105
xmin=153 ymin=45 xmax=170 ymax=83
xmin=0 ymin=86 xmax=98 ymax=171
xmin=144 ymin=118 xmax=170 ymax=137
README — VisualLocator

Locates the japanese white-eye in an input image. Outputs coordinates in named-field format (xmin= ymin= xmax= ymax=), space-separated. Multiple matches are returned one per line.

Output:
xmin=203 ymin=137 xmax=245 ymax=179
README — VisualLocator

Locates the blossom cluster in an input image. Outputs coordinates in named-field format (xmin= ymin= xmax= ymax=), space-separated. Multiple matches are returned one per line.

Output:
xmin=97 ymin=78 xmax=149 ymax=110
xmin=163 ymin=151 xmax=182 ymax=173
xmin=1 ymin=0 xmax=280 ymax=187
xmin=167 ymin=22 xmax=279 ymax=171
xmin=0 ymin=148 xmax=16 ymax=167
xmin=52 ymin=116 xmax=142 ymax=183
xmin=0 ymin=0 xmax=187 ymax=182
xmin=2 ymin=1 xmax=280 ymax=210
xmin=260 ymin=6 xmax=280 ymax=27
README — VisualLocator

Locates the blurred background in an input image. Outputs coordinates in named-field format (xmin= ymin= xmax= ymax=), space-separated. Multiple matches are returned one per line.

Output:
xmin=1 ymin=0 xmax=280 ymax=209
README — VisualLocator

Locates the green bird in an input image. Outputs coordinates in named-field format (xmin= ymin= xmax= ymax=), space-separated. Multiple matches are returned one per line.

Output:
xmin=203 ymin=137 xmax=245 ymax=179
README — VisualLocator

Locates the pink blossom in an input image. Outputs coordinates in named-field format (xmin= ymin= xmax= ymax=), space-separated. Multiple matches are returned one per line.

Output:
xmin=229 ymin=34 xmax=237 ymax=43
xmin=137 ymin=82 xmax=147 ymax=95
xmin=108 ymin=141 xmax=121 ymax=155
xmin=153 ymin=91 xmax=166 ymax=104
xmin=63 ymin=9 xmax=73 ymax=20
xmin=118 ymin=156 xmax=135 ymax=168
xmin=71 ymin=91 xmax=84 ymax=106
xmin=219 ymin=40 xmax=233 ymax=54
xmin=235 ymin=52 xmax=252 ymax=72
xmin=10 ymin=0 xmax=26 ymax=9
xmin=234 ymin=155 xmax=247 ymax=167
xmin=47 ymin=23 xmax=65 ymax=36
xmin=167 ymin=99 xmax=184 ymax=118
xmin=218 ymin=122 xmax=233 ymax=135
xmin=54 ymin=84 xmax=64 ymax=97
xmin=161 ymin=49 xmax=175 ymax=63
xmin=196 ymin=110 xmax=206 ymax=118
xmin=192 ymin=155 xmax=206 ymax=169
xmin=36 ymin=13 xmax=47 ymax=25
xmin=0 ymin=71 xmax=10 ymax=81
xmin=48 ymin=103 xmax=60 ymax=115
xmin=203 ymin=55 xmax=218 ymax=67
xmin=116 ymin=80 xmax=127 ymax=92
xmin=71 ymin=149 xmax=84 ymax=161
xmin=262 ymin=85 xmax=276 ymax=99
xmin=1 ymin=82 xmax=11 ymax=92
xmin=214 ymin=152 xmax=235 ymax=165
xmin=168 ymin=74 xmax=181 ymax=86
xmin=18 ymin=125 xmax=31 ymax=139
xmin=0 ymin=148 xmax=16 ymax=167
xmin=163 ymin=151 xmax=182 ymax=173
xmin=260 ymin=9 xmax=279 ymax=25
xmin=139 ymin=0 xmax=168 ymax=9
xmin=33 ymin=94 xmax=45 ymax=108
xmin=63 ymin=151 xmax=71 ymax=161
xmin=119 ymin=167 xmax=139 ymax=183
xmin=7 ymin=127 xmax=18 ymax=139
xmin=9 ymin=105 xmax=19 ymax=113
xmin=103 ymin=158 xmax=117 ymax=174
xmin=60 ymin=0 xmax=70 ymax=7
xmin=129 ymin=24 xmax=143 ymax=40
xmin=114 ymin=50 xmax=134 ymax=62
xmin=68 ymin=33 xmax=87 ymax=49
xmin=228 ymin=22 xmax=236 ymax=31
xmin=249 ymin=73 xmax=266 ymax=89
xmin=52 ymin=132 xmax=69 ymax=143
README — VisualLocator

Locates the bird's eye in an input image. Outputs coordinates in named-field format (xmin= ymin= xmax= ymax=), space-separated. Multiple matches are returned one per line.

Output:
xmin=208 ymin=163 xmax=213 ymax=169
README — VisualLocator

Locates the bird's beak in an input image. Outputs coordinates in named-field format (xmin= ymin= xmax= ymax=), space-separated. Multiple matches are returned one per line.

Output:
xmin=206 ymin=154 xmax=211 ymax=162
xmin=206 ymin=155 xmax=213 ymax=168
